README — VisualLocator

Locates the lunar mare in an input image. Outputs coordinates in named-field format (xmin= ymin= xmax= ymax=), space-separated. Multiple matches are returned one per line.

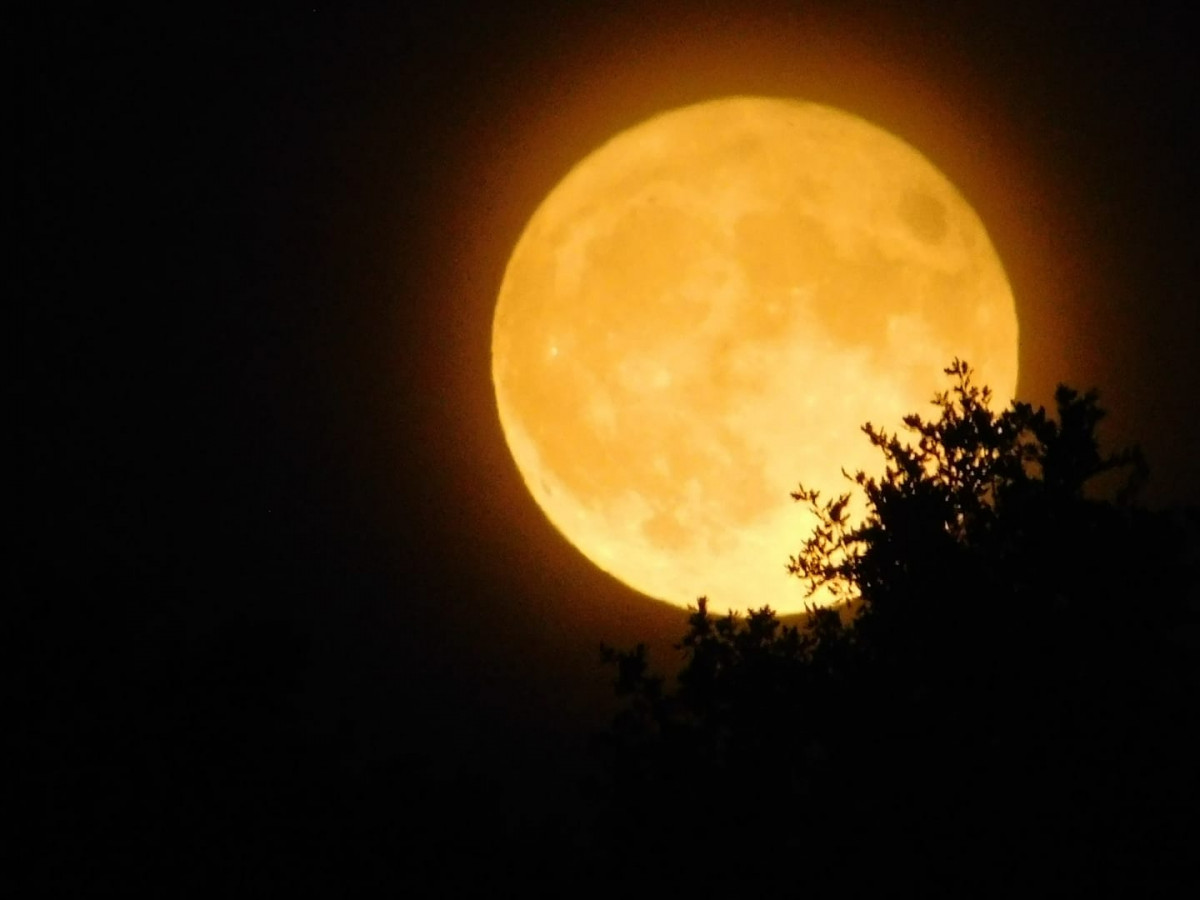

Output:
xmin=492 ymin=97 xmax=1018 ymax=615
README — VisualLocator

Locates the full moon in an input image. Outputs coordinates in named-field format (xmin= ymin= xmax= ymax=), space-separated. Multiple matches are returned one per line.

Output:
xmin=492 ymin=96 xmax=1018 ymax=615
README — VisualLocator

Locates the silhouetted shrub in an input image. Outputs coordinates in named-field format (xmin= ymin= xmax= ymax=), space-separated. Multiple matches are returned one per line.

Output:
xmin=595 ymin=361 xmax=1198 ymax=892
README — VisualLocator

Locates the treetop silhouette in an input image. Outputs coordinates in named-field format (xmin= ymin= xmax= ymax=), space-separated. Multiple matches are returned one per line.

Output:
xmin=594 ymin=360 xmax=1197 ymax=891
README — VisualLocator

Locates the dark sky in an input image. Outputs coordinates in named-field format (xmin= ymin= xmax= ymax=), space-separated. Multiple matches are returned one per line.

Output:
xmin=18 ymin=1 xmax=1199 ymax=885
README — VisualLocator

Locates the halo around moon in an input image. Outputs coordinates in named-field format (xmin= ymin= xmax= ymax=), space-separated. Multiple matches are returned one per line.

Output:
xmin=492 ymin=96 xmax=1018 ymax=615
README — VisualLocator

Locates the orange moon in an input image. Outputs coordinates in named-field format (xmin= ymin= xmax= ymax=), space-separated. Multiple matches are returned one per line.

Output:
xmin=492 ymin=97 xmax=1018 ymax=615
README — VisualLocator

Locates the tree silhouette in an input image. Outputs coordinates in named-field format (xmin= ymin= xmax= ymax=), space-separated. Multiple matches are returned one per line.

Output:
xmin=594 ymin=361 xmax=1198 ymax=892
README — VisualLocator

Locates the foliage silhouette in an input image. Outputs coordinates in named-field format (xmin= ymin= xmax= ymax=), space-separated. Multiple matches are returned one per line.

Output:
xmin=594 ymin=360 xmax=1198 ymax=891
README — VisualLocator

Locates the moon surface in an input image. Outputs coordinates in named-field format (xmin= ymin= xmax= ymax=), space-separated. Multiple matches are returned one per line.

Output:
xmin=492 ymin=96 xmax=1018 ymax=615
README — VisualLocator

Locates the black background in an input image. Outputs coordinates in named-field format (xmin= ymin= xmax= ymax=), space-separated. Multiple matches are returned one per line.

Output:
xmin=18 ymin=2 xmax=1199 ymax=888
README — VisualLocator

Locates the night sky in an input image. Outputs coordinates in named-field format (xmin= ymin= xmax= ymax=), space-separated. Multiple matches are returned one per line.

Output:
xmin=19 ymin=3 xmax=1199 ymax=889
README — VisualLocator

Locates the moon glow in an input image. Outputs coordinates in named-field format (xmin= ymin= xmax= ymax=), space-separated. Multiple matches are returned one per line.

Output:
xmin=492 ymin=97 xmax=1018 ymax=615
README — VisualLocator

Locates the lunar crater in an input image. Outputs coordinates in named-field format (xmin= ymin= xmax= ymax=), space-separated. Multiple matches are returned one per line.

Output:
xmin=898 ymin=189 xmax=950 ymax=244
